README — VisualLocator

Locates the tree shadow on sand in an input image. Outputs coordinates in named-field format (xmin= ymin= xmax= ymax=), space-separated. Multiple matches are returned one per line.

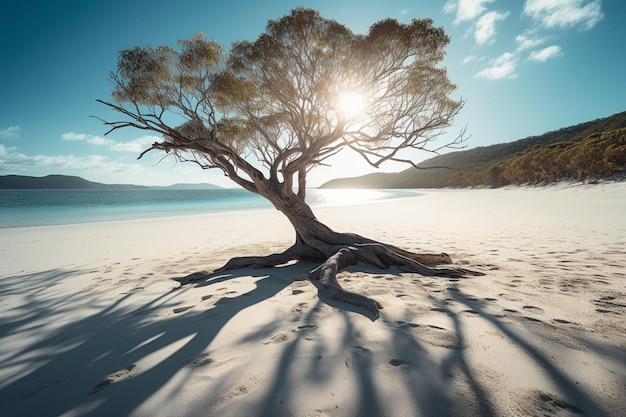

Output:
xmin=1 ymin=264 xmax=622 ymax=417
xmin=0 ymin=264 xmax=297 ymax=417
xmin=439 ymin=285 xmax=617 ymax=417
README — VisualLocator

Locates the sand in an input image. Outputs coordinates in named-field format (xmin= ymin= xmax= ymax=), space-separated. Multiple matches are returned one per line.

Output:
xmin=1 ymin=183 xmax=625 ymax=417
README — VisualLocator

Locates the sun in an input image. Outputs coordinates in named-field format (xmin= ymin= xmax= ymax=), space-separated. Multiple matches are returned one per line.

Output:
xmin=336 ymin=91 xmax=367 ymax=119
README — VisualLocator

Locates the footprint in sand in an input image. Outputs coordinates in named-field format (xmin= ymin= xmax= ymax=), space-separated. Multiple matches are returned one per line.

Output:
xmin=524 ymin=316 xmax=543 ymax=323
xmin=344 ymin=346 xmax=372 ymax=368
xmin=406 ymin=321 xmax=461 ymax=350
xmin=396 ymin=320 xmax=419 ymax=329
xmin=353 ymin=346 xmax=372 ymax=357
xmin=427 ymin=334 xmax=461 ymax=349
xmin=218 ymin=380 xmax=255 ymax=404
xmin=263 ymin=333 xmax=290 ymax=344
xmin=292 ymin=302 xmax=309 ymax=314
xmin=531 ymin=391 xmax=583 ymax=415
xmin=90 ymin=364 xmax=139 ymax=393
xmin=388 ymin=358 xmax=409 ymax=367
xmin=184 ymin=353 xmax=214 ymax=368
xmin=593 ymin=295 xmax=626 ymax=315
xmin=460 ymin=309 xmax=480 ymax=316
xmin=173 ymin=305 xmax=194 ymax=314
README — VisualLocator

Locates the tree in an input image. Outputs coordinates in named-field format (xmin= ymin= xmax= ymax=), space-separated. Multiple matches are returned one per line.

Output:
xmin=97 ymin=8 xmax=472 ymax=318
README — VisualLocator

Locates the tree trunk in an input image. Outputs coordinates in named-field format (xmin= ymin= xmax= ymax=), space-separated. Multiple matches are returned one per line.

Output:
xmin=203 ymin=187 xmax=476 ymax=319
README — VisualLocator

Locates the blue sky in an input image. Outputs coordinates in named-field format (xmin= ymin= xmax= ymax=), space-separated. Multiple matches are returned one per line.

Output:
xmin=1 ymin=0 xmax=623 ymax=187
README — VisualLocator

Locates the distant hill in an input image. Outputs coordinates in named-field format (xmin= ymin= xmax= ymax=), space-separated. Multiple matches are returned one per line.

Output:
xmin=0 ymin=175 xmax=221 ymax=190
xmin=320 ymin=110 xmax=626 ymax=189
xmin=0 ymin=175 xmax=146 ymax=189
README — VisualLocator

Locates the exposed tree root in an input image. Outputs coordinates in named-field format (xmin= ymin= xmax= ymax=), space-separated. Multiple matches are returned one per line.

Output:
xmin=198 ymin=234 xmax=480 ymax=320
xmin=307 ymin=243 xmax=475 ymax=319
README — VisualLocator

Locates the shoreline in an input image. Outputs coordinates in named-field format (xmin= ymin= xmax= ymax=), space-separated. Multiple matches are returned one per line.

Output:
xmin=1 ymin=184 xmax=625 ymax=416
xmin=3 ymin=180 xmax=623 ymax=230
xmin=0 ymin=188 xmax=423 ymax=230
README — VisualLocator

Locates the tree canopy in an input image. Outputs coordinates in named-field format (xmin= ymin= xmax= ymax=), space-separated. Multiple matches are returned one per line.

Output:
xmin=100 ymin=8 xmax=463 ymax=198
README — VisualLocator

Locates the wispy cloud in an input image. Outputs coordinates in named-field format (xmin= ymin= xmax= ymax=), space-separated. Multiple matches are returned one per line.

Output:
xmin=474 ymin=11 xmax=510 ymax=44
xmin=62 ymin=132 xmax=157 ymax=153
xmin=450 ymin=0 xmax=603 ymax=81
xmin=462 ymin=54 xmax=479 ymax=65
xmin=61 ymin=132 xmax=89 ymax=141
xmin=0 ymin=143 xmax=216 ymax=186
xmin=444 ymin=0 xmax=496 ymax=25
xmin=0 ymin=145 xmax=128 ymax=174
xmin=399 ymin=8 xmax=411 ymax=16
xmin=476 ymin=52 xmax=518 ymax=80
xmin=523 ymin=0 xmax=603 ymax=30
xmin=0 ymin=143 xmax=154 ymax=181
xmin=528 ymin=45 xmax=563 ymax=61
xmin=0 ymin=126 xmax=21 ymax=139
xmin=515 ymin=34 xmax=545 ymax=51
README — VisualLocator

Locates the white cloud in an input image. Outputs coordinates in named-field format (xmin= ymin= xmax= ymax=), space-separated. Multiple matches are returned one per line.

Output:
xmin=476 ymin=52 xmax=518 ymax=80
xmin=61 ymin=132 xmax=88 ymax=141
xmin=110 ymin=136 xmax=156 ymax=153
xmin=462 ymin=54 xmax=479 ymax=65
xmin=515 ymin=34 xmax=545 ymax=51
xmin=443 ymin=1 xmax=456 ymax=14
xmin=0 ymin=126 xmax=21 ymax=139
xmin=523 ymin=0 xmax=603 ymax=30
xmin=0 ymin=145 xmax=155 ymax=183
xmin=1 ymin=148 xmax=114 ymax=172
xmin=528 ymin=45 xmax=563 ymax=61
xmin=399 ymin=8 xmax=411 ymax=16
xmin=0 ymin=144 xmax=230 ymax=187
xmin=61 ymin=132 xmax=158 ymax=153
xmin=474 ymin=11 xmax=510 ymax=45
xmin=443 ymin=0 xmax=496 ymax=25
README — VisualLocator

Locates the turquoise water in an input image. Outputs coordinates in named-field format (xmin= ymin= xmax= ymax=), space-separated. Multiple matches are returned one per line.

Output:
xmin=0 ymin=188 xmax=421 ymax=228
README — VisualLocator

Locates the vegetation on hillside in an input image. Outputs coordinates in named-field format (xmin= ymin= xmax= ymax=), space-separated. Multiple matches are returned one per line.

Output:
xmin=321 ymin=111 xmax=626 ymax=189
xmin=450 ymin=128 xmax=626 ymax=187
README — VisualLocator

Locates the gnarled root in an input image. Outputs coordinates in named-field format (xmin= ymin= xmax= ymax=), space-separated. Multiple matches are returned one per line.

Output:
xmin=196 ymin=237 xmax=480 ymax=320
xmin=214 ymin=237 xmax=325 ymax=272
xmin=308 ymin=247 xmax=383 ymax=318
xmin=308 ymin=243 xmax=469 ymax=319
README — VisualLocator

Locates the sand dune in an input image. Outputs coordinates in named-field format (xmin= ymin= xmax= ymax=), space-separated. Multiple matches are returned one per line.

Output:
xmin=1 ymin=183 xmax=625 ymax=416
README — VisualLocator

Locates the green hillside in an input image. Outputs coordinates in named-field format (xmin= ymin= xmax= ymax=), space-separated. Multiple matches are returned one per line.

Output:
xmin=320 ymin=111 xmax=626 ymax=189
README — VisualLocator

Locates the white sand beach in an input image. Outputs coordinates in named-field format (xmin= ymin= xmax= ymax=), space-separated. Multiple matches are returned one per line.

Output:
xmin=1 ymin=184 xmax=625 ymax=417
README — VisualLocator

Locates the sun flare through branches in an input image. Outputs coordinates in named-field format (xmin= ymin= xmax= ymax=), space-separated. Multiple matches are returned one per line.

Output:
xmin=336 ymin=90 xmax=367 ymax=120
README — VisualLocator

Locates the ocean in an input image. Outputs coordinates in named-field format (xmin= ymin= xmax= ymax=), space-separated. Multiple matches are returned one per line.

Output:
xmin=0 ymin=188 xmax=422 ymax=228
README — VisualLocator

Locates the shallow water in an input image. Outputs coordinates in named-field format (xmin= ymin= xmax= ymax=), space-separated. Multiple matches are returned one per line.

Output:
xmin=0 ymin=188 xmax=421 ymax=228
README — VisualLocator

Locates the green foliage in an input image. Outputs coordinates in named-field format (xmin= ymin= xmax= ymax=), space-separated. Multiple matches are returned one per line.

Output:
xmin=112 ymin=45 xmax=175 ymax=105
xmin=102 ymin=8 xmax=463 ymax=194
xmin=321 ymin=111 xmax=626 ymax=189
xmin=489 ymin=128 xmax=626 ymax=185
